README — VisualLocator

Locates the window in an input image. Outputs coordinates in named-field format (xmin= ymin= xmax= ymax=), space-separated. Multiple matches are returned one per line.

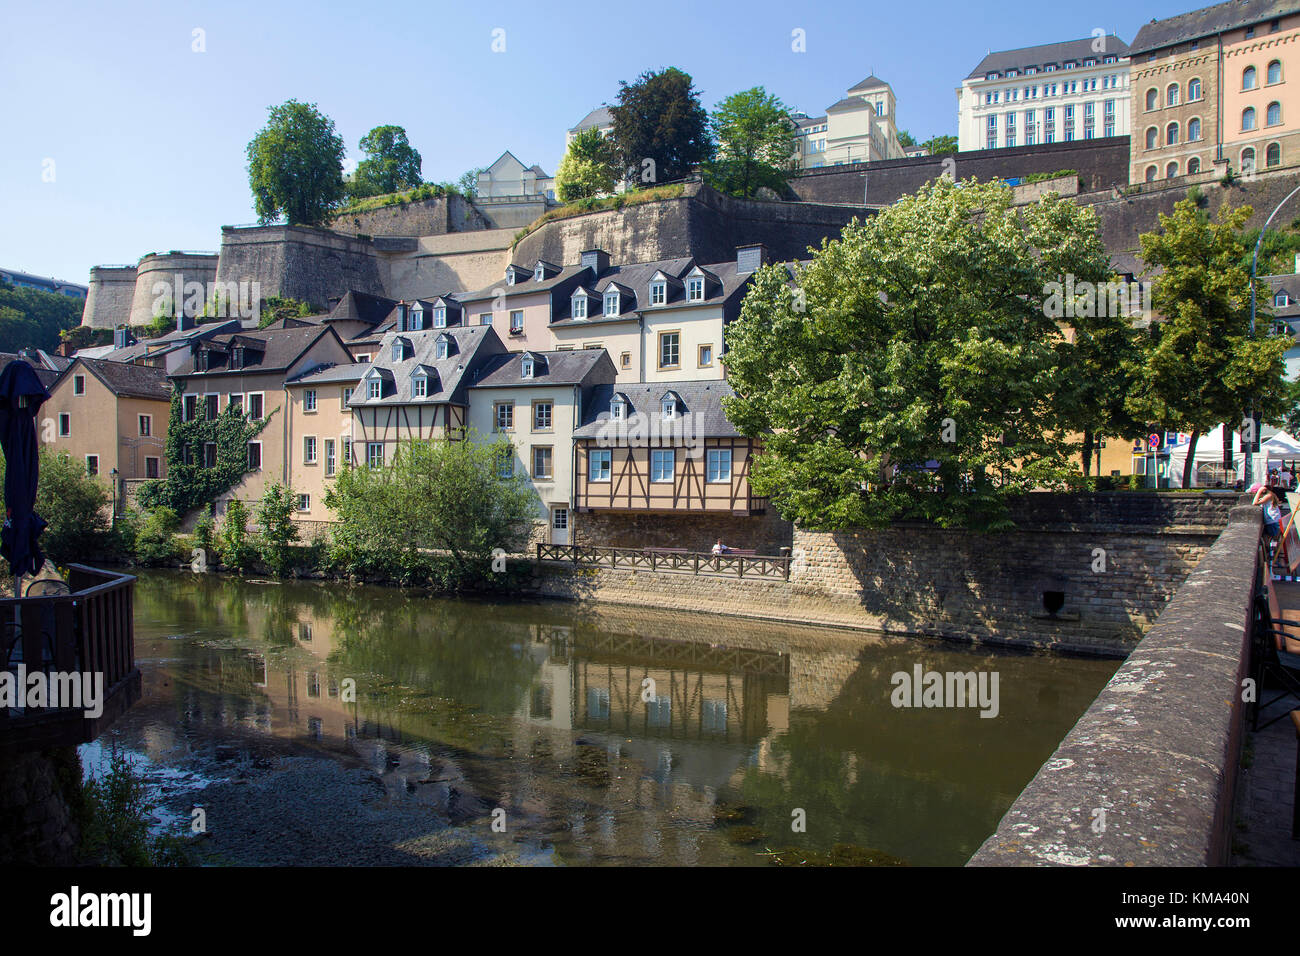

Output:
xmin=366 ymin=442 xmax=383 ymax=468
xmin=620 ymin=351 xmax=631 ymax=370
xmin=199 ymin=442 xmax=215 ymax=468
xmin=1243 ymin=107 xmax=1257 ymax=131
xmin=410 ymin=307 xmax=424 ymax=330
xmin=1166 ymin=161 xmax=1179 ymax=178
xmin=1167 ymin=83 xmax=1179 ymax=106
xmin=138 ymin=414 xmax=151 ymax=437
xmin=392 ymin=341 xmax=407 ymax=362
xmin=183 ymin=394 xmax=197 ymax=422
xmin=687 ymin=276 xmax=704 ymax=301
xmin=509 ymin=310 xmax=523 ymax=333
xmin=435 ymin=338 xmax=449 ymax=360
xmin=354 ymin=353 xmax=371 ymax=363
xmin=497 ymin=451 xmax=513 ymax=479
xmin=434 ymin=307 xmax=447 ymax=328
xmin=532 ymin=446 xmax=553 ymax=480
xmin=145 ymin=457 xmax=159 ymax=479
xmin=1245 ymin=66 xmax=1258 ymax=91
xmin=1247 ymin=26 xmax=1256 ymax=39
xmin=297 ymin=494 xmax=310 ymax=512
xmin=1145 ymin=165 xmax=1157 ymax=183
xmin=1269 ymin=60 xmax=1283 ymax=85
xmin=534 ymin=263 xmax=545 ymax=281
xmin=1188 ymin=117 xmax=1202 ymax=141
xmin=300 ymin=389 xmax=316 ymax=413
xmin=1145 ymin=88 xmax=1158 ymax=111
xmin=58 ymin=412 xmax=70 ymax=436
xmin=228 ymin=393 xmax=243 ymax=414
xmin=658 ymin=332 xmax=680 ymax=369
xmin=414 ymin=375 xmax=427 ymax=398
xmin=1276 ymin=291 xmax=1291 ymax=307
xmin=698 ymin=344 xmax=713 ymax=367
xmin=1243 ymin=147 xmax=1258 ymax=172
xmin=495 ymin=402 xmax=514 ymax=431
xmin=610 ymin=397 xmax=626 ymax=420
xmin=651 ymin=449 xmax=674 ymax=483
xmin=1189 ymin=77 xmax=1202 ymax=101
xmin=650 ymin=281 xmax=666 ymax=305
xmin=1166 ymin=122 xmax=1179 ymax=145
xmin=342 ymin=437 xmax=352 ymax=467
xmin=706 ymin=448 xmax=732 ymax=483
xmin=572 ymin=294 xmax=588 ymax=319
xmin=604 ymin=291 xmax=620 ymax=316
xmin=304 ymin=435 xmax=317 ymax=464
xmin=247 ymin=442 xmax=262 ymax=470
xmin=661 ymin=397 xmax=676 ymax=419
xmin=85 ymin=455 xmax=98 ymax=476
xmin=248 ymin=393 xmax=264 ymax=420
xmin=1268 ymin=141 xmax=1282 ymax=167
xmin=480 ymin=312 xmax=493 ymax=327
xmin=533 ymin=401 xmax=552 ymax=430
xmin=1145 ymin=126 xmax=1158 ymax=150
xmin=324 ymin=439 xmax=336 ymax=477
xmin=521 ymin=355 xmax=534 ymax=378
xmin=588 ymin=448 xmax=611 ymax=481
xmin=1268 ymin=101 xmax=1282 ymax=126
xmin=1188 ymin=156 xmax=1201 ymax=174
xmin=203 ymin=393 xmax=218 ymax=420
xmin=73 ymin=374 xmax=84 ymax=395
xmin=368 ymin=378 xmax=382 ymax=400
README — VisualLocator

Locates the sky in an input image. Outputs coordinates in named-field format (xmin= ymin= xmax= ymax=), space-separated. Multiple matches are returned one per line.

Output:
xmin=1 ymin=0 xmax=1202 ymax=286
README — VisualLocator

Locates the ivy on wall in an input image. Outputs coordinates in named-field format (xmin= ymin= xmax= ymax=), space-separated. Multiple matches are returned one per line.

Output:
xmin=136 ymin=389 xmax=270 ymax=516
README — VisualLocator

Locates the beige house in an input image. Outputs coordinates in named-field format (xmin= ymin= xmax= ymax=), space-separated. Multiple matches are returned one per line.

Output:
xmin=792 ymin=75 xmax=907 ymax=169
xmin=285 ymin=363 xmax=366 ymax=523
xmin=467 ymin=348 xmax=616 ymax=544
xmin=455 ymin=258 xmax=591 ymax=354
xmin=168 ymin=325 xmax=353 ymax=515
xmin=42 ymin=357 xmax=172 ymax=482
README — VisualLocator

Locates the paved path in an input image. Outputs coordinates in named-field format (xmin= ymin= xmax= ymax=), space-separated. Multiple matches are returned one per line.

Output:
xmin=1231 ymin=697 xmax=1300 ymax=866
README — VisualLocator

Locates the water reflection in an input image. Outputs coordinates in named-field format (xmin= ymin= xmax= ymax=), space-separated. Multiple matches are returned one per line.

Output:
xmin=104 ymin=570 xmax=1119 ymax=866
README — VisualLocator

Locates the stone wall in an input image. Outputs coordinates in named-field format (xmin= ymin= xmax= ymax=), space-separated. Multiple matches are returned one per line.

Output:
xmin=129 ymin=252 xmax=219 ymax=327
xmin=214 ymin=225 xmax=385 ymax=312
xmin=328 ymin=194 xmax=491 ymax=238
xmin=573 ymin=509 xmax=793 ymax=555
xmin=379 ymin=229 xmax=517 ymax=300
xmin=0 ymin=747 xmax=84 ymax=864
xmin=969 ymin=504 xmax=1262 ymax=866
xmin=788 ymin=137 xmax=1132 ymax=207
xmin=81 ymin=265 xmax=138 ymax=329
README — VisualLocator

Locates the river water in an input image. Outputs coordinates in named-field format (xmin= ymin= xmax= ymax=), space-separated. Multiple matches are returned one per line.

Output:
xmin=86 ymin=569 xmax=1119 ymax=866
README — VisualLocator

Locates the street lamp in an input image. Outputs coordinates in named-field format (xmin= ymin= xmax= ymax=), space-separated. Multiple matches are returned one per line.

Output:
xmin=110 ymin=467 xmax=119 ymax=523
xmin=1247 ymin=181 xmax=1300 ymax=485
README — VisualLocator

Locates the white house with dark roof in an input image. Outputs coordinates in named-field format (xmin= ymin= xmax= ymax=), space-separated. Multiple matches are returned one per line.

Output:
xmin=467 ymin=347 xmax=616 ymax=544
xmin=957 ymin=35 xmax=1132 ymax=152
xmin=477 ymin=150 xmax=555 ymax=201
xmin=567 ymin=106 xmax=614 ymax=146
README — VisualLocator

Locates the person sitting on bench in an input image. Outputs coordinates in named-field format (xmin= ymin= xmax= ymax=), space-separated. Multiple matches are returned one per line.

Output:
xmin=711 ymin=539 xmax=731 ymax=555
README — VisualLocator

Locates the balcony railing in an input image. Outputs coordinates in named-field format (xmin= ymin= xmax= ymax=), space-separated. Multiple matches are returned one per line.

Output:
xmin=537 ymin=544 xmax=791 ymax=580
xmin=0 ymin=565 xmax=140 ymax=754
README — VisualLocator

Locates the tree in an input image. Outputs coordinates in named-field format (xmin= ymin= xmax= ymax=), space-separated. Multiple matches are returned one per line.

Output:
xmin=1130 ymin=197 xmax=1291 ymax=487
xmin=218 ymin=499 xmax=254 ymax=572
xmin=246 ymin=100 xmax=346 ymax=225
xmin=0 ymin=279 xmax=84 ymax=352
xmin=609 ymin=67 xmax=714 ymax=187
xmin=555 ymin=128 xmax=618 ymax=201
xmin=346 ymin=125 xmax=422 ymax=200
xmin=723 ymin=177 xmax=1104 ymax=532
xmin=920 ymin=134 xmax=958 ymax=156
xmin=255 ymin=482 xmax=299 ymax=576
xmin=457 ymin=168 xmax=485 ymax=198
xmin=896 ymin=129 xmax=916 ymax=149
xmin=34 ymin=450 xmax=114 ymax=562
xmin=324 ymin=434 xmax=534 ymax=586
xmin=706 ymin=87 xmax=796 ymax=199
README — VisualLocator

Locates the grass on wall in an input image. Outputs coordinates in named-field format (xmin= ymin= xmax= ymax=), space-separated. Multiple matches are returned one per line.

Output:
xmin=511 ymin=184 xmax=687 ymax=247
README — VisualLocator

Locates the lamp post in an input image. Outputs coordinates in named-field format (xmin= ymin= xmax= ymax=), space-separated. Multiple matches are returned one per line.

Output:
xmin=110 ymin=467 xmax=119 ymax=524
xmin=1247 ymin=182 xmax=1300 ymax=486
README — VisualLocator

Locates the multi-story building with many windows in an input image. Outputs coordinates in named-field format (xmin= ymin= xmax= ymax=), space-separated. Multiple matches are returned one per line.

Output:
xmin=1129 ymin=0 xmax=1300 ymax=184
xmin=791 ymin=75 xmax=907 ymax=169
xmin=957 ymin=35 xmax=1131 ymax=152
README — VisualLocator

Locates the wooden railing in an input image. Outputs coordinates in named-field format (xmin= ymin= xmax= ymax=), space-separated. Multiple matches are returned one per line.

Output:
xmin=536 ymin=544 xmax=791 ymax=580
xmin=0 ymin=565 xmax=140 ymax=754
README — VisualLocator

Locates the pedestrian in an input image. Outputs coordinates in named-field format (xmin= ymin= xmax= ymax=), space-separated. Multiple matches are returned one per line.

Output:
xmin=1253 ymin=482 xmax=1284 ymax=544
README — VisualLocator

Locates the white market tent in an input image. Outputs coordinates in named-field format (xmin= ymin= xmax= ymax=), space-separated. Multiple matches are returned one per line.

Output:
xmin=1166 ymin=424 xmax=1268 ymax=487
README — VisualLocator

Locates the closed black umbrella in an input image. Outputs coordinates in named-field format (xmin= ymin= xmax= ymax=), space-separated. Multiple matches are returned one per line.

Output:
xmin=0 ymin=359 xmax=51 ymax=588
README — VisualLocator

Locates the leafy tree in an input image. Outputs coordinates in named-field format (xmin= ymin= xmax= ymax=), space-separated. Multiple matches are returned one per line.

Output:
xmin=0 ymin=279 xmax=84 ymax=352
xmin=555 ymin=128 xmax=618 ymax=201
xmin=217 ymin=499 xmax=255 ymax=572
xmin=131 ymin=506 xmax=181 ymax=565
xmin=457 ymin=168 xmax=484 ymax=198
xmin=246 ymin=99 xmax=347 ymax=225
xmin=896 ymin=129 xmax=916 ymax=149
xmin=723 ymin=178 xmax=1104 ymax=532
xmin=920 ymin=134 xmax=958 ymax=156
xmin=256 ymin=295 xmax=316 ymax=329
xmin=34 ymin=450 xmax=114 ymax=562
xmin=609 ymin=67 xmax=714 ymax=186
xmin=59 ymin=325 xmax=113 ymax=352
xmin=346 ymin=125 xmax=422 ymax=200
xmin=706 ymin=87 xmax=796 ymax=199
xmin=255 ymin=482 xmax=299 ymax=576
xmin=1130 ymin=197 xmax=1291 ymax=487
xmin=324 ymin=434 xmax=533 ymax=586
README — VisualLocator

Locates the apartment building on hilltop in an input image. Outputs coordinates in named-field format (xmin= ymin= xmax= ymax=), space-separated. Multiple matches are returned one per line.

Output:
xmin=792 ymin=75 xmax=907 ymax=169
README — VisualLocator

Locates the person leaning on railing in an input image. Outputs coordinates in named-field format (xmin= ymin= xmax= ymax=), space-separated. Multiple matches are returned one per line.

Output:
xmin=1254 ymin=482 xmax=1285 ymax=545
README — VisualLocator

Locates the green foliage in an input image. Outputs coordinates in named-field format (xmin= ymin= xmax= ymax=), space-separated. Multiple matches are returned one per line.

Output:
xmin=1021 ymin=168 xmax=1078 ymax=184
xmin=193 ymin=502 xmax=216 ymax=555
xmin=345 ymin=125 xmax=422 ymax=201
xmin=919 ymin=134 xmax=958 ymax=156
xmin=705 ymin=86 xmax=796 ymax=199
xmin=34 ymin=450 xmax=115 ymax=562
xmin=457 ymin=168 xmax=484 ymax=197
xmin=1240 ymin=215 xmax=1300 ymax=276
xmin=511 ymin=184 xmax=685 ymax=246
xmin=333 ymin=180 xmax=459 ymax=217
xmin=257 ymin=295 xmax=315 ymax=329
xmin=218 ymin=499 xmax=255 ymax=572
xmin=137 ymin=389 xmax=268 ymax=516
xmin=556 ymin=128 xmax=618 ymax=202
xmin=0 ymin=278 xmax=84 ymax=352
xmin=79 ymin=746 xmax=187 ymax=866
xmin=610 ymin=67 xmax=714 ymax=185
xmin=59 ymin=324 xmax=113 ymax=352
xmin=131 ymin=506 xmax=180 ymax=565
xmin=896 ymin=129 xmax=916 ymax=149
xmin=246 ymin=99 xmax=347 ymax=225
xmin=723 ymin=177 xmax=1104 ymax=531
xmin=255 ymin=482 xmax=299 ymax=576
xmin=323 ymin=435 xmax=534 ymax=588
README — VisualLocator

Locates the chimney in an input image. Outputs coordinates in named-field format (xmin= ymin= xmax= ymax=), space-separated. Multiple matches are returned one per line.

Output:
xmin=396 ymin=301 xmax=408 ymax=332
xmin=113 ymin=325 xmax=134 ymax=350
xmin=580 ymin=249 xmax=610 ymax=276
xmin=1293 ymin=251 xmax=1299 ymax=275
xmin=176 ymin=310 xmax=195 ymax=333
xmin=736 ymin=243 xmax=769 ymax=274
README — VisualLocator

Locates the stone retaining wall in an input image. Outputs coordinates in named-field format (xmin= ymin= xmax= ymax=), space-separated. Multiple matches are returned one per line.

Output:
xmin=0 ymin=747 xmax=84 ymax=864
xmin=968 ymin=505 xmax=1262 ymax=865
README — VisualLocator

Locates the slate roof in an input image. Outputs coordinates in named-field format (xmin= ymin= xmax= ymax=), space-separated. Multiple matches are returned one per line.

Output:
xmin=348 ymin=325 xmax=503 ymax=407
xmin=570 ymin=106 xmax=613 ymax=133
xmin=468 ymin=348 xmax=613 ymax=389
xmin=573 ymin=380 xmax=741 ymax=440
xmin=287 ymin=362 xmax=368 ymax=386
xmin=549 ymin=257 xmax=753 ymax=326
xmin=1263 ymin=273 xmax=1300 ymax=319
xmin=457 ymin=265 xmax=591 ymax=303
xmin=965 ymin=36 xmax=1131 ymax=80
xmin=67 ymin=357 xmax=172 ymax=401
xmin=172 ymin=325 xmax=341 ymax=376
xmin=848 ymin=74 xmax=890 ymax=92
xmin=327 ymin=290 xmax=398 ymax=327
xmin=1130 ymin=0 xmax=1300 ymax=55
xmin=826 ymin=97 xmax=872 ymax=113
xmin=0 ymin=354 xmax=58 ymax=389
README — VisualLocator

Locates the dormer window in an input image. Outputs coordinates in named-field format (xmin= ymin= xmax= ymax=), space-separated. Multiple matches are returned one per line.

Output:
xmin=368 ymin=378 xmax=382 ymax=400
xmin=414 ymin=375 xmax=428 ymax=398
xmin=521 ymin=354 xmax=535 ymax=378
xmin=610 ymin=396 xmax=627 ymax=420
xmin=572 ymin=294 xmax=588 ymax=320
xmin=231 ymin=346 xmax=244 ymax=370
xmin=1277 ymin=291 xmax=1291 ymax=307
xmin=435 ymin=334 xmax=450 ymax=360
xmin=650 ymin=280 xmax=666 ymax=305
xmin=506 ymin=271 xmax=515 ymax=286
xmin=410 ymin=306 xmax=424 ymax=330
xmin=687 ymin=277 xmax=704 ymax=302
xmin=604 ymin=291 xmax=620 ymax=316
xmin=661 ymin=397 xmax=676 ymax=419
xmin=434 ymin=306 xmax=447 ymax=328
xmin=534 ymin=263 xmax=545 ymax=282
xmin=392 ymin=339 xmax=410 ymax=362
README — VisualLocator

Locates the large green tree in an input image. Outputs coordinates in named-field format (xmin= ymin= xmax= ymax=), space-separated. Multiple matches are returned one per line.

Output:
xmin=246 ymin=100 xmax=347 ymax=225
xmin=723 ymin=177 xmax=1106 ymax=532
xmin=920 ymin=134 xmax=958 ymax=156
xmin=609 ymin=67 xmax=714 ymax=186
xmin=1129 ymin=197 xmax=1291 ymax=487
xmin=706 ymin=86 xmax=796 ymax=199
xmin=347 ymin=125 xmax=423 ymax=200
xmin=0 ymin=279 xmax=84 ymax=352
xmin=555 ymin=127 xmax=618 ymax=201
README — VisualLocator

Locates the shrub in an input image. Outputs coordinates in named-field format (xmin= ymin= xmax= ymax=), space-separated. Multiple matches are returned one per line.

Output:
xmin=34 ymin=450 xmax=115 ymax=563
xmin=133 ymin=506 xmax=181 ymax=565
xmin=254 ymin=482 xmax=299 ymax=576
xmin=193 ymin=503 xmax=215 ymax=556
xmin=217 ymin=499 xmax=255 ymax=571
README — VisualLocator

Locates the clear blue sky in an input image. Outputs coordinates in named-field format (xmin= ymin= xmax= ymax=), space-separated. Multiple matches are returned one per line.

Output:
xmin=1 ymin=0 xmax=1198 ymax=285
